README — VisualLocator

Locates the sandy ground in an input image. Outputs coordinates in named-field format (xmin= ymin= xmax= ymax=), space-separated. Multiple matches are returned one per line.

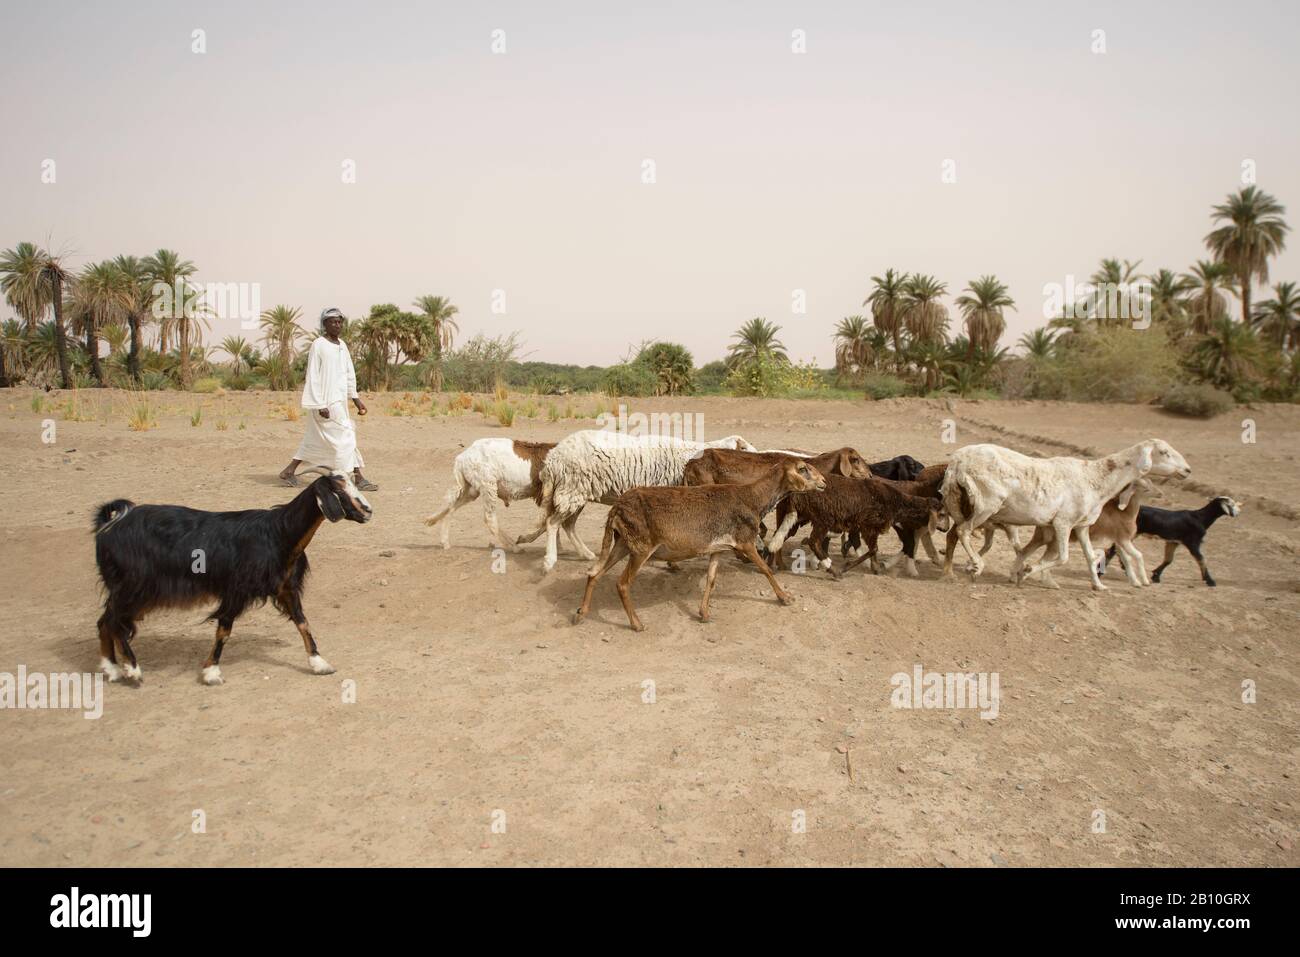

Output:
xmin=1 ymin=388 xmax=1297 ymax=867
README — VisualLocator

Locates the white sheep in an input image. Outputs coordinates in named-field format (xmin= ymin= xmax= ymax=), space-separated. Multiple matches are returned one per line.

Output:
xmin=1014 ymin=477 xmax=1156 ymax=588
xmin=425 ymin=438 xmax=555 ymax=552
xmin=940 ymin=439 xmax=1190 ymax=591
xmin=517 ymin=430 xmax=756 ymax=573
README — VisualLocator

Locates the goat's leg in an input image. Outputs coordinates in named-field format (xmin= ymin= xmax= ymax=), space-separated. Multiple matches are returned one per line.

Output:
xmin=425 ymin=483 xmax=477 ymax=549
xmin=958 ymin=510 xmax=998 ymax=578
xmin=764 ymin=514 xmax=795 ymax=566
xmin=1150 ymin=541 xmax=1177 ymax=583
xmin=1076 ymin=526 xmax=1107 ymax=591
xmin=807 ymin=526 xmax=839 ymax=580
xmin=574 ymin=526 xmax=628 ymax=624
xmin=736 ymin=540 xmax=794 ymax=606
xmin=279 ymin=590 xmax=334 ymax=674
xmin=201 ymin=619 xmax=233 ymax=685
xmin=114 ymin=619 xmax=142 ymax=682
xmin=96 ymin=608 xmax=125 ymax=683
xmin=540 ymin=509 xmax=565 ymax=574
xmin=615 ymin=551 xmax=652 ymax=632
xmin=1188 ymin=543 xmax=1215 ymax=586
xmin=1011 ymin=528 xmax=1046 ymax=584
xmin=1121 ymin=540 xmax=1149 ymax=585
xmin=1021 ymin=520 xmax=1071 ymax=586
xmin=562 ymin=507 xmax=596 ymax=560
xmin=941 ymin=525 xmax=962 ymax=579
xmin=1111 ymin=540 xmax=1143 ymax=587
xmin=478 ymin=490 xmax=520 ymax=553
xmin=919 ymin=526 xmax=942 ymax=567
xmin=698 ymin=554 xmax=721 ymax=623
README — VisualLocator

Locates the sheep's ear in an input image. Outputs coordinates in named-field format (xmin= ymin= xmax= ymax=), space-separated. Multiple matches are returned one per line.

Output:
xmin=315 ymin=481 xmax=346 ymax=522
xmin=1136 ymin=443 xmax=1154 ymax=474
xmin=839 ymin=450 xmax=852 ymax=475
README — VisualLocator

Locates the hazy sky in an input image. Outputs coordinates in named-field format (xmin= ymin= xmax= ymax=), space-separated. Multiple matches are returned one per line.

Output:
xmin=3 ymin=0 xmax=1298 ymax=366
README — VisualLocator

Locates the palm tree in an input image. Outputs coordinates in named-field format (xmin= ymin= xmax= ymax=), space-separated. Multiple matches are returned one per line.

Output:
xmin=1087 ymin=258 xmax=1143 ymax=324
xmin=1205 ymin=186 xmax=1290 ymax=326
xmin=142 ymin=248 xmax=196 ymax=352
xmin=71 ymin=261 xmax=132 ymax=385
xmin=901 ymin=274 xmax=949 ymax=345
xmin=1017 ymin=327 xmax=1058 ymax=360
xmin=865 ymin=268 xmax=909 ymax=370
xmin=1252 ymin=281 xmax=1300 ymax=352
xmin=955 ymin=275 xmax=1014 ymax=357
xmin=1190 ymin=318 xmax=1264 ymax=394
xmin=1145 ymin=268 xmax=1194 ymax=330
xmin=259 ymin=305 xmax=305 ymax=366
xmin=112 ymin=255 xmax=152 ymax=382
xmin=0 ymin=242 xmax=51 ymax=333
xmin=221 ymin=335 xmax=253 ymax=376
xmin=0 ymin=318 xmax=27 ymax=386
xmin=412 ymin=295 xmax=460 ymax=356
xmin=1183 ymin=260 xmax=1236 ymax=336
xmin=907 ymin=338 xmax=949 ymax=392
xmin=25 ymin=321 xmax=74 ymax=383
xmin=727 ymin=318 xmax=787 ymax=369
xmin=41 ymin=253 xmax=73 ymax=388
xmin=833 ymin=314 xmax=874 ymax=382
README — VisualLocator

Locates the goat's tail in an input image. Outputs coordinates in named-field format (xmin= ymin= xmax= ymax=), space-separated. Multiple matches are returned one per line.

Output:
xmin=938 ymin=467 xmax=975 ymax=523
xmin=425 ymin=461 xmax=469 ymax=527
xmin=92 ymin=499 xmax=134 ymax=534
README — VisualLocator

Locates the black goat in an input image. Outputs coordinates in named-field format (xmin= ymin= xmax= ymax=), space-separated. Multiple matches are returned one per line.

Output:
xmin=92 ymin=472 xmax=372 ymax=685
xmin=1103 ymin=496 xmax=1239 ymax=587
xmin=868 ymin=454 xmax=926 ymax=481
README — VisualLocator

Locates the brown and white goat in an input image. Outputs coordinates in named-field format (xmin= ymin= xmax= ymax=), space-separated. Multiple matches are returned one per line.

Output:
xmin=573 ymin=457 xmax=826 ymax=631
xmin=426 ymin=438 xmax=555 ymax=551
xmin=1014 ymin=478 xmax=1155 ymax=587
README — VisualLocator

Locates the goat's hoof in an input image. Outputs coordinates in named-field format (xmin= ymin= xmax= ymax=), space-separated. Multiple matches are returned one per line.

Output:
xmin=201 ymin=665 xmax=224 ymax=686
xmin=777 ymin=593 xmax=795 ymax=606
xmin=630 ymin=623 xmax=646 ymax=633
xmin=1091 ymin=582 xmax=1108 ymax=592
xmin=99 ymin=658 xmax=123 ymax=683
xmin=1205 ymin=580 xmax=1216 ymax=588
xmin=571 ymin=610 xmax=585 ymax=625
xmin=122 ymin=663 xmax=143 ymax=682
xmin=308 ymin=655 xmax=336 ymax=675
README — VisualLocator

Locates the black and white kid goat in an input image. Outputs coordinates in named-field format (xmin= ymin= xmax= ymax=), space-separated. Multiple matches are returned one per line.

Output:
xmin=1103 ymin=495 xmax=1240 ymax=587
xmin=92 ymin=471 xmax=372 ymax=685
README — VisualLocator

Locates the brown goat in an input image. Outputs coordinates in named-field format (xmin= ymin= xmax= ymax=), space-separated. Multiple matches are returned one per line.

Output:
xmin=682 ymin=446 xmax=871 ymax=487
xmin=783 ymin=475 xmax=944 ymax=579
xmin=573 ymin=458 xmax=827 ymax=631
xmin=1014 ymin=478 xmax=1155 ymax=587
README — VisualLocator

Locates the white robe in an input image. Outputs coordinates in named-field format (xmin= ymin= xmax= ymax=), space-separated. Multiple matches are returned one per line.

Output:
xmin=294 ymin=336 xmax=365 ymax=472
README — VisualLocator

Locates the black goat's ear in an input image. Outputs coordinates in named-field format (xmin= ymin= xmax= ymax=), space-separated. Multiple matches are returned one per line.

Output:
xmin=315 ymin=481 xmax=346 ymax=522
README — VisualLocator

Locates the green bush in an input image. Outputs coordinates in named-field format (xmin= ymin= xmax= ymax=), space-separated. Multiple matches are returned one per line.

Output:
xmin=602 ymin=362 xmax=657 ymax=397
xmin=861 ymin=372 xmax=910 ymax=400
xmin=224 ymin=373 xmax=251 ymax=391
xmin=1161 ymin=382 xmax=1234 ymax=418
xmin=192 ymin=376 xmax=223 ymax=394
xmin=1030 ymin=326 xmax=1179 ymax=403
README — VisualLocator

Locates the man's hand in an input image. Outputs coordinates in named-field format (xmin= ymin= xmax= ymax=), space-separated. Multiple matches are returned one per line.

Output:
xmin=353 ymin=398 xmax=368 ymax=416
xmin=318 ymin=407 xmax=330 ymax=419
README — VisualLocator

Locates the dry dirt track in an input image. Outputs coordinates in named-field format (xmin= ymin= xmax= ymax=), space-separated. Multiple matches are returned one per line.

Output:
xmin=1 ymin=389 xmax=1297 ymax=867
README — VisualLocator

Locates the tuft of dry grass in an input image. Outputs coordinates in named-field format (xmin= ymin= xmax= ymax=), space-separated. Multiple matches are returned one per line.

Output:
xmin=494 ymin=400 xmax=516 ymax=427
xmin=126 ymin=394 xmax=157 ymax=432
xmin=190 ymin=404 xmax=203 ymax=427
